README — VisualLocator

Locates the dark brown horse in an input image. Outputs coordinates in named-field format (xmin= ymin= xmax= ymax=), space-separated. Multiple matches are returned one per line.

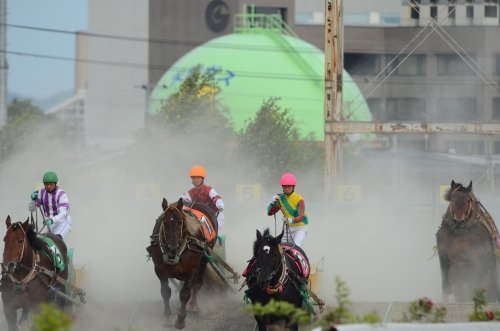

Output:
xmin=436 ymin=180 xmax=500 ymax=302
xmin=1 ymin=216 xmax=68 ymax=331
xmin=149 ymin=198 xmax=218 ymax=329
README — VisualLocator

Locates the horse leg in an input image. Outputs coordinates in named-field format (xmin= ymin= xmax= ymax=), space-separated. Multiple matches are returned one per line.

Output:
xmin=188 ymin=263 xmax=207 ymax=315
xmin=175 ymin=280 xmax=192 ymax=329
xmin=18 ymin=306 xmax=29 ymax=323
xmin=160 ymin=277 xmax=172 ymax=317
xmin=2 ymin=304 xmax=19 ymax=331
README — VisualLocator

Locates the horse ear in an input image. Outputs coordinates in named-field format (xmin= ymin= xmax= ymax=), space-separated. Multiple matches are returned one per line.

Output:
xmin=276 ymin=230 xmax=284 ymax=244
xmin=467 ymin=181 xmax=472 ymax=191
xmin=6 ymin=215 xmax=11 ymax=228
xmin=177 ymin=197 xmax=183 ymax=209
xmin=451 ymin=180 xmax=456 ymax=188
xmin=161 ymin=198 xmax=168 ymax=211
xmin=256 ymin=229 xmax=262 ymax=242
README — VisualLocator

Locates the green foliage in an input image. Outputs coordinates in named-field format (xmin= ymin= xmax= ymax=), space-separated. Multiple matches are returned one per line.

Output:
xmin=157 ymin=64 xmax=232 ymax=134
xmin=238 ymin=97 xmax=322 ymax=184
xmin=31 ymin=303 xmax=73 ymax=331
xmin=247 ymin=299 xmax=311 ymax=329
xmin=469 ymin=289 xmax=499 ymax=321
xmin=400 ymin=297 xmax=446 ymax=323
xmin=0 ymin=98 xmax=63 ymax=162
xmin=316 ymin=277 xmax=381 ymax=327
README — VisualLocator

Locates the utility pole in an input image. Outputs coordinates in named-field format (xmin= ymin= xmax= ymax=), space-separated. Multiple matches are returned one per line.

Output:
xmin=324 ymin=0 xmax=343 ymax=201
xmin=0 ymin=0 xmax=7 ymax=127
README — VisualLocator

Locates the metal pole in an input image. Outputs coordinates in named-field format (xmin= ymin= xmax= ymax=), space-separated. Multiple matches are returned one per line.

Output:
xmin=324 ymin=0 xmax=343 ymax=201
xmin=0 ymin=0 xmax=7 ymax=127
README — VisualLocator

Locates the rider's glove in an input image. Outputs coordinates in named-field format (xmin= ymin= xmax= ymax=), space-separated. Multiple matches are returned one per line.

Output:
xmin=44 ymin=218 xmax=53 ymax=227
xmin=271 ymin=194 xmax=280 ymax=204
xmin=31 ymin=191 xmax=38 ymax=201
xmin=282 ymin=216 xmax=293 ymax=224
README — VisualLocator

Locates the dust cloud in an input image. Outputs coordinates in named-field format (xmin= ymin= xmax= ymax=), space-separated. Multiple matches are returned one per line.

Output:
xmin=1 ymin=119 xmax=499 ymax=328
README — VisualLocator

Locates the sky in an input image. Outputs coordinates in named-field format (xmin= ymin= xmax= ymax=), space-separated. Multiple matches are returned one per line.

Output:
xmin=6 ymin=0 xmax=87 ymax=100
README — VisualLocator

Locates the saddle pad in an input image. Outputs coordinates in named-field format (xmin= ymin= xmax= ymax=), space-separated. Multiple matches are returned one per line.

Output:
xmin=182 ymin=206 xmax=217 ymax=242
xmin=282 ymin=244 xmax=310 ymax=280
xmin=38 ymin=235 xmax=66 ymax=272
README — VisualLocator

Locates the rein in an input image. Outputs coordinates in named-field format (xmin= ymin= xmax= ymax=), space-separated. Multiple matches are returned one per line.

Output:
xmin=4 ymin=224 xmax=40 ymax=286
xmin=265 ymin=245 xmax=288 ymax=295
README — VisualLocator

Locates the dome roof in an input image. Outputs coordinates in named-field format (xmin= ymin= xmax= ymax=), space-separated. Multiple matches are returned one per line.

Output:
xmin=149 ymin=31 xmax=371 ymax=141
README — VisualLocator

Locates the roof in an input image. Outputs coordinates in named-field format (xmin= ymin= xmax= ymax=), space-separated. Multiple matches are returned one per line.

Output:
xmin=149 ymin=30 xmax=371 ymax=141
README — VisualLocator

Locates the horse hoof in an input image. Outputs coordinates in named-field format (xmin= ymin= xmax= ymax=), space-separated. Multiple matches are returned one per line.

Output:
xmin=175 ymin=317 xmax=186 ymax=329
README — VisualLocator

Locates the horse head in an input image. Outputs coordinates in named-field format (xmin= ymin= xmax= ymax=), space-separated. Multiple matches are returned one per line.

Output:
xmin=160 ymin=198 xmax=186 ymax=259
xmin=2 ymin=216 xmax=30 ymax=274
xmin=253 ymin=229 xmax=284 ymax=290
xmin=446 ymin=180 xmax=474 ymax=226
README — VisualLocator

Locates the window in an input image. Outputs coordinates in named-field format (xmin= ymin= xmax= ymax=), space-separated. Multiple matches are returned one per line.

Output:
xmin=385 ymin=54 xmax=426 ymax=76
xmin=386 ymin=98 xmax=426 ymax=121
xmin=448 ymin=6 xmax=456 ymax=19
xmin=493 ymin=97 xmax=500 ymax=121
xmin=466 ymin=6 xmax=474 ymax=18
xmin=344 ymin=53 xmax=380 ymax=76
xmin=485 ymin=5 xmax=498 ymax=18
xmin=430 ymin=6 xmax=438 ymax=19
xmin=466 ymin=0 xmax=474 ymax=3
xmin=366 ymin=98 xmax=382 ymax=120
xmin=496 ymin=54 xmax=500 ymax=75
xmin=437 ymin=54 xmax=476 ymax=76
xmin=435 ymin=97 xmax=477 ymax=122
xmin=410 ymin=0 xmax=421 ymax=19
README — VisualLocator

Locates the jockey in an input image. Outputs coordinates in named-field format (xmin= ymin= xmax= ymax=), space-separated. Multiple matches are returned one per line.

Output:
xmin=30 ymin=171 xmax=72 ymax=239
xmin=181 ymin=165 xmax=225 ymax=230
xmin=267 ymin=172 xmax=308 ymax=247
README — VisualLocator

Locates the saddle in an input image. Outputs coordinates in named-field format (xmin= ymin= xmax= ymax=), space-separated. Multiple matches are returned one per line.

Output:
xmin=242 ymin=243 xmax=310 ymax=280
xmin=182 ymin=206 xmax=217 ymax=243
xmin=38 ymin=234 xmax=66 ymax=273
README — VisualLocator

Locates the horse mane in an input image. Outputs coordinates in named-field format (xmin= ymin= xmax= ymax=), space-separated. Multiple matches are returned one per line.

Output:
xmin=253 ymin=228 xmax=272 ymax=257
xmin=25 ymin=224 xmax=46 ymax=251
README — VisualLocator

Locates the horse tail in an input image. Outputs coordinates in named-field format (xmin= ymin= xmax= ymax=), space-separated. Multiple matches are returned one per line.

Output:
xmin=202 ymin=263 xmax=232 ymax=293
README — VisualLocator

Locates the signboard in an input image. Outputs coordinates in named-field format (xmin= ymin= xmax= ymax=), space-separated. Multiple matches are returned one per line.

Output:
xmin=439 ymin=185 xmax=449 ymax=204
xmin=236 ymin=184 xmax=261 ymax=202
xmin=336 ymin=185 xmax=361 ymax=203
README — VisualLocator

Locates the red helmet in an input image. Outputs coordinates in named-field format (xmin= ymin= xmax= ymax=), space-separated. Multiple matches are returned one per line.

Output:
xmin=280 ymin=173 xmax=296 ymax=186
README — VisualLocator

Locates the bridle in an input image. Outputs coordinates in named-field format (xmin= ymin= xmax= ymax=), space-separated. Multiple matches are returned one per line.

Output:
xmin=2 ymin=223 xmax=39 ymax=285
xmin=159 ymin=205 xmax=188 ymax=265
xmin=449 ymin=186 xmax=475 ymax=224
xmin=255 ymin=240 xmax=288 ymax=295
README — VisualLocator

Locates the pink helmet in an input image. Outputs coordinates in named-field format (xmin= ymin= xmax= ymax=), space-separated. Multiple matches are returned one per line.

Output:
xmin=280 ymin=173 xmax=297 ymax=186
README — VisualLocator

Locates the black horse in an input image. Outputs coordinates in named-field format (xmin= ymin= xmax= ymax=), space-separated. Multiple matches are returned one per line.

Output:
xmin=243 ymin=228 xmax=310 ymax=331
xmin=436 ymin=180 xmax=500 ymax=302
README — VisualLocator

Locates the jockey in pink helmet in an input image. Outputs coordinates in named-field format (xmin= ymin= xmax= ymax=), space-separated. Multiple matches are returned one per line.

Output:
xmin=267 ymin=172 xmax=308 ymax=247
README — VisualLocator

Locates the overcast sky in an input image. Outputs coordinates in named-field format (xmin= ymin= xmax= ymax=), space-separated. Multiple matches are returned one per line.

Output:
xmin=6 ymin=0 xmax=87 ymax=100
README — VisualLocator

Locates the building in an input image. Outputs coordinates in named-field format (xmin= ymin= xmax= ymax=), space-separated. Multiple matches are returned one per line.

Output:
xmin=75 ymin=0 xmax=500 ymax=153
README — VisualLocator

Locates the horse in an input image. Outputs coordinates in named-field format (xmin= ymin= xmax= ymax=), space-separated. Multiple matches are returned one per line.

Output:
xmin=149 ymin=198 xmax=218 ymax=329
xmin=243 ymin=228 xmax=310 ymax=331
xmin=436 ymin=180 xmax=500 ymax=302
xmin=1 ymin=216 xmax=68 ymax=331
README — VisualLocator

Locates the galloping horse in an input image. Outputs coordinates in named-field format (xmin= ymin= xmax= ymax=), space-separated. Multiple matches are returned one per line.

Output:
xmin=149 ymin=198 xmax=218 ymax=329
xmin=436 ymin=180 xmax=500 ymax=302
xmin=243 ymin=228 xmax=310 ymax=331
xmin=1 ymin=216 xmax=68 ymax=331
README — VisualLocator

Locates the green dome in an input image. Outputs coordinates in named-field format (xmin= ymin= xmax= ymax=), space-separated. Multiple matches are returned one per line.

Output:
xmin=149 ymin=31 xmax=371 ymax=141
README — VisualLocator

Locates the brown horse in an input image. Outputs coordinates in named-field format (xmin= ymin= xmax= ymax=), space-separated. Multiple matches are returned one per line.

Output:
xmin=436 ymin=180 xmax=500 ymax=302
xmin=149 ymin=198 xmax=218 ymax=329
xmin=1 ymin=216 xmax=68 ymax=331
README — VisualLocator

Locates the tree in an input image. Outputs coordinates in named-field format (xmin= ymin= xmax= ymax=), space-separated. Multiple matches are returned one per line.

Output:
xmin=238 ymin=97 xmax=322 ymax=185
xmin=0 ymin=99 xmax=62 ymax=162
